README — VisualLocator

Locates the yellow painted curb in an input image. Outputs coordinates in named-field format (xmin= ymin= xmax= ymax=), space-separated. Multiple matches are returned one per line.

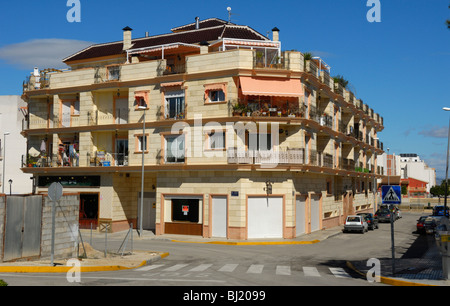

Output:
xmin=345 ymin=261 xmax=437 ymax=287
xmin=171 ymin=240 xmax=320 ymax=245
xmin=0 ymin=252 xmax=170 ymax=274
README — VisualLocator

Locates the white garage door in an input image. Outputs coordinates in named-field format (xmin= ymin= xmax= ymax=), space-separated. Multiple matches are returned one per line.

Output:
xmin=248 ymin=197 xmax=283 ymax=238
xmin=296 ymin=196 xmax=306 ymax=236
xmin=211 ymin=196 xmax=227 ymax=238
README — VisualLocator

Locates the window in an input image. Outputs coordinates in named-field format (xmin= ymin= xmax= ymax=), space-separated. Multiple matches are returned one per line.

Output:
xmin=136 ymin=134 xmax=148 ymax=153
xmin=208 ymin=90 xmax=225 ymax=103
xmin=248 ymin=133 xmax=272 ymax=151
xmin=107 ymin=66 xmax=120 ymax=81
xmin=204 ymin=83 xmax=227 ymax=104
xmin=208 ymin=131 xmax=225 ymax=150
xmin=165 ymin=90 xmax=185 ymax=119
xmin=171 ymin=199 xmax=199 ymax=223
xmin=134 ymin=91 xmax=149 ymax=110
xmin=165 ymin=135 xmax=185 ymax=163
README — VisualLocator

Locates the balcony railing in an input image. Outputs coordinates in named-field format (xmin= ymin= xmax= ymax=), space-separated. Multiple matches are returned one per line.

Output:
xmin=22 ymin=152 xmax=128 ymax=168
xmin=227 ymin=148 xmax=305 ymax=165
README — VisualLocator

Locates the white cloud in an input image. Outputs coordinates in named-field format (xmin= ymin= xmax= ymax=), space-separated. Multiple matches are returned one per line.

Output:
xmin=418 ymin=126 xmax=448 ymax=138
xmin=0 ymin=39 xmax=93 ymax=70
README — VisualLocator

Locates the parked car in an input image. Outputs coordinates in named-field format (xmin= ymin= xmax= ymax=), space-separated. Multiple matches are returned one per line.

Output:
xmin=422 ymin=216 xmax=449 ymax=235
xmin=432 ymin=205 xmax=450 ymax=217
xmin=357 ymin=213 xmax=378 ymax=230
xmin=380 ymin=204 xmax=401 ymax=220
xmin=416 ymin=216 xmax=428 ymax=234
xmin=375 ymin=209 xmax=394 ymax=223
xmin=343 ymin=215 xmax=368 ymax=233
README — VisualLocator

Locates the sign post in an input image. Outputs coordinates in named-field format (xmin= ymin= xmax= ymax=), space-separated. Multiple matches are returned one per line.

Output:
xmin=382 ymin=185 xmax=401 ymax=275
xmin=48 ymin=182 xmax=63 ymax=266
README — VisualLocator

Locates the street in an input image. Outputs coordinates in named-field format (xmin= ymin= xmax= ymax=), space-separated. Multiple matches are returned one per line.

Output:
xmin=0 ymin=212 xmax=435 ymax=287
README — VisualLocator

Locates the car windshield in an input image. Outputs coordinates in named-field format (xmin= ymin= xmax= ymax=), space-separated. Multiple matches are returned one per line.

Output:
xmin=347 ymin=217 xmax=360 ymax=222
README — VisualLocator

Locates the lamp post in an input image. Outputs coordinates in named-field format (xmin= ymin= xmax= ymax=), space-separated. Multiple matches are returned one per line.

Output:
xmin=442 ymin=107 xmax=450 ymax=218
xmin=138 ymin=105 xmax=147 ymax=237
xmin=2 ymin=132 xmax=10 ymax=194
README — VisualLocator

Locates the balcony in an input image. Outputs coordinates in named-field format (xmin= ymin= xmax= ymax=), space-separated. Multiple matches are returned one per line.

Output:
xmin=22 ymin=151 xmax=128 ymax=168
xmin=231 ymin=99 xmax=306 ymax=119
xmin=227 ymin=148 xmax=305 ymax=165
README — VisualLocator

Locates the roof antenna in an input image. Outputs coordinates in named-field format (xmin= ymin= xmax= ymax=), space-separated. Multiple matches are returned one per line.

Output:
xmin=227 ymin=7 xmax=233 ymax=23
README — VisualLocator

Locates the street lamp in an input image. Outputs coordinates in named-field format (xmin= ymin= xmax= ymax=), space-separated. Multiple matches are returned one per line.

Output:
xmin=2 ymin=132 xmax=10 ymax=194
xmin=138 ymin=105 xmax=147 ymax=237
xmin=442 ymin=107 xmax=450 ymax=218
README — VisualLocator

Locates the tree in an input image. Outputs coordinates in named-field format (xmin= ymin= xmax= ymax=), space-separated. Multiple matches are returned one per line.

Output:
xmin=430 ymin=185 xmax=444 ymax=198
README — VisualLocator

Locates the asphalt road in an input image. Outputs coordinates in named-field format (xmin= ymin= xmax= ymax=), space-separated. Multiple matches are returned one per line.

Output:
xmin=0 ymin=212 xmax=430 ymax=289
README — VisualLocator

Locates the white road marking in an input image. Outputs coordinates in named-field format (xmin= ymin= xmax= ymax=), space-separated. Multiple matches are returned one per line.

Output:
xmin=247 ymin=264 xmax=264 ymax=274
xmin=276 ymin=266 xmax=291 ymax=275
xmin=218 ymin=264 xmax=239 ymax=272
xmin=303 ymin=266 xmax=321 ymax=277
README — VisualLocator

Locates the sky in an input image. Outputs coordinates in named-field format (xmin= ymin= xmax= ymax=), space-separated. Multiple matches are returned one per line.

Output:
xmin=0 ymin=0 xmax=449 ymax=180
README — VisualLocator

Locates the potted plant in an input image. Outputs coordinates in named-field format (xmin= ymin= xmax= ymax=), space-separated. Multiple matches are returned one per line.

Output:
xmin=255 ymin=51 xmax=264 ymax=68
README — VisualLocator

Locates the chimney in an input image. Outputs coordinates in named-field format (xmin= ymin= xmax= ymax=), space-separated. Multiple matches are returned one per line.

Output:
xmin=195 ymin=17 xmax=200 ymax=29
xmin=272 ymin=27 xmax=280 ymax=42
xmin=199 ymin=41 xmax=209 ymax=54
xmin=122 ymin=26 xmax=133 ymax=50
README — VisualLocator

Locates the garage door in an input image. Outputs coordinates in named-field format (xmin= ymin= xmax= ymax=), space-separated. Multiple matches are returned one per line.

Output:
xmin=296 ymin=196 xmax=306 ymax=236
xmin=138 ymin=192 xmax=156 ymax=231
xmin=248 ymin=197 xmax=283 ymax=238
xmin=310 ymin=195 xmax=321 ymax=233
xmin=211 ymin=196 xmax=227 ymax=238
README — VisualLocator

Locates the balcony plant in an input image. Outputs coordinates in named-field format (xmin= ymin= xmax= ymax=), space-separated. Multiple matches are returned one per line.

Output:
xmin=232 ymin=103 xmax=246 ymax=116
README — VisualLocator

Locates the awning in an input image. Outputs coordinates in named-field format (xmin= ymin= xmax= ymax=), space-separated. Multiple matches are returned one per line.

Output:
xmin=239 ymin=77 xmax=303 ymax=98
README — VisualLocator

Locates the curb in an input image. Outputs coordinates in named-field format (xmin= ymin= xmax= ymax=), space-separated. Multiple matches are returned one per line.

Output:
xmin=345 ymin=261 xmax=437 ymax=287
xmin=0 ymin=252 xmax=170 ymax=274
xmin=170 ymin=240 xmax=321 ymax=245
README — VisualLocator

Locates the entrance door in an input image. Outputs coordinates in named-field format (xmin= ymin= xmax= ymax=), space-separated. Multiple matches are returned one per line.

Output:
xmin=248 ymin=197 xmax=283 ymax=238
xmin=79 ymin=194 xmax=99 ymax=229
xmin=61 ymin=101 xmax=71 ymax=127
xmin=310 ymin=195 xmax=321 ymax=232
xmin=115 ymin=98 xmax=128 ymax=124
xmin=115 ymin=139 xmax=128 ymax=166
xmin=138 ymin=192 xmax=156 ymax=231
xmin=211 ymin=196 xmax=227 ymax=238
xmin=296 ymin=196 xmax=306 ymax=236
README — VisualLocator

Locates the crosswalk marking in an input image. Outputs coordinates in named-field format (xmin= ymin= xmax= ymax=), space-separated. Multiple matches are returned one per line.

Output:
xmin=329 ymin=267 xmax=352 ymax=278
xmin=247 ymin=264 xmax=264 ymax=274
xmin=135 ymin=264 xmax=165 ymax=272
xmin=135 ymin=263 xmax=353 ymax=280
xmin=276 ymin=265 xmax=291 ymax=276
xmin=303 ymin=267 xmax=321 ymax=277
xmin=218 ymin=264 xmax=238 ymax=272
xmin=189 ymin=264 xmax=213 ymax=272
xmin=162 ymin=264 xmax=189 ymax=272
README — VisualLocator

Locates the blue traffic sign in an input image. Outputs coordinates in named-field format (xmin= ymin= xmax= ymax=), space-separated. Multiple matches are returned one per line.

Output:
xmin=381 ymin=185 xmax=401 ymax=204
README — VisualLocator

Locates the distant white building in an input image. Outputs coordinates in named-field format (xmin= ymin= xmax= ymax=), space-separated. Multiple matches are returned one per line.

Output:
xmin=398 ymin=153 xmax=436 ymax=193
xmin=0 ymin=96 xmax=32 ymax=194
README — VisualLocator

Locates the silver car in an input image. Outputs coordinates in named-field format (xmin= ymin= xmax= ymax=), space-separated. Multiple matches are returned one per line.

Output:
xmin=343 ymin=215 xmax=368 ymax=234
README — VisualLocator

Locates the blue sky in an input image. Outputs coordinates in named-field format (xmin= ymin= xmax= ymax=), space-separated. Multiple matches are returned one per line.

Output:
xmin=0 ymin=0 xmax=449 ymax=179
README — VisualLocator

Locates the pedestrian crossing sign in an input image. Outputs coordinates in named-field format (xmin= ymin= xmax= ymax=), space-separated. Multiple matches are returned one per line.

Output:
xmin=381 ymin=185 xmax=401 ymax=204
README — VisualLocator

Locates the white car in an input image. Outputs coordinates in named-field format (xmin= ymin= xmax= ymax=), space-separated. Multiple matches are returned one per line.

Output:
xmin=343 ymin=215 xmax=368 ymax=234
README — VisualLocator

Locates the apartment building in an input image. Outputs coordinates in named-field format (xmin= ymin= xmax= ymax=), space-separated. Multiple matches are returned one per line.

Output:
xmin=0 ymin=96 xmax=32 ymax=195
xmin=20 ymin=18 xmax=385 ymax=239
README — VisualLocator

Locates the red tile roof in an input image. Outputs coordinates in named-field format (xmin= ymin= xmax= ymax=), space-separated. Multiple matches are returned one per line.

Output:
xmin=63 ymin=22 xmax=269 ymax=63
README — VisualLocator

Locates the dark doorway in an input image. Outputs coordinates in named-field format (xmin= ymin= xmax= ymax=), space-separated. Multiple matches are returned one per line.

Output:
xmin=79 ymin=193 xmax=99 ymax=229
